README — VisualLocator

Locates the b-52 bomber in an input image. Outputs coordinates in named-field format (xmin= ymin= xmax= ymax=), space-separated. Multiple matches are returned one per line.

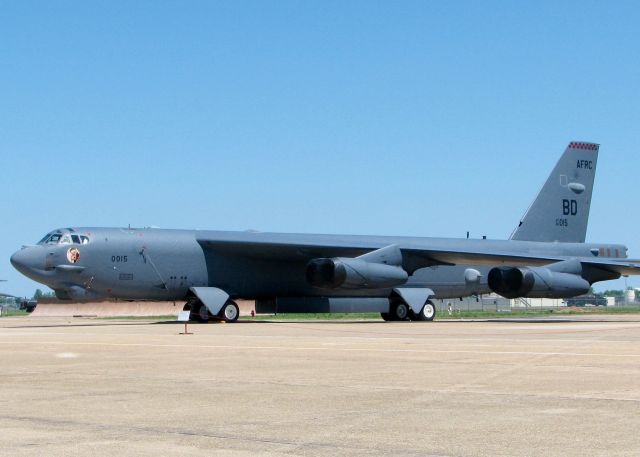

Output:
xmin=11 ymin=141 xmax=640 ymax=322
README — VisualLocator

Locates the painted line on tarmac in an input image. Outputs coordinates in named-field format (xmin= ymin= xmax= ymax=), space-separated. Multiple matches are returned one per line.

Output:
xmin=0 ymin=340 xmax=639 ymax=358
xmin=3 ymin=330 xmax=639 ymax=346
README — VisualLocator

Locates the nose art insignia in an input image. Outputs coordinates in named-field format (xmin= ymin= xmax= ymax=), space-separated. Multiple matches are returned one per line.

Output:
xmin=67 ymin=247 xmax=81 ymax=264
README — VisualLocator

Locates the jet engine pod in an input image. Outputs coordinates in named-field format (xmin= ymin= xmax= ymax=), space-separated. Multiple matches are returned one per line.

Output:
xmin=488 ymin=266 xmax=590 ymax=299
xmin=305 ymin=258 xmax=347 ymax=289
xmin=305 ymin=257 xmax=408 ymax=289
xmin=487 ymin=267 xmax=530 ymax=298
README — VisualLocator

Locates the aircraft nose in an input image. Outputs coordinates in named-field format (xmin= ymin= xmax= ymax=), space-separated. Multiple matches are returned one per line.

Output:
xmin=10 ymin=247 xmax=44 ymax=273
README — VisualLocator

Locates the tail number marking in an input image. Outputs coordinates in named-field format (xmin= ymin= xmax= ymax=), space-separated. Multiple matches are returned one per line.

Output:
xmin=562 ymin=199 xmax=577 ymax=216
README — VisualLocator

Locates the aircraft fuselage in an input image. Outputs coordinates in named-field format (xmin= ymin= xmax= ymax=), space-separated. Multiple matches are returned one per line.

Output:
xmin=10 ymin=227 xmax=627 ymax=303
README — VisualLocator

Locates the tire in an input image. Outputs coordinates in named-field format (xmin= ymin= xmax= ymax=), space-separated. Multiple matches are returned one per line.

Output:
xmin=380 ymin=312 xmax=393 ymax=321
xmin=186 ymin=299 xmax=204 ymax=322
xmin=390 ymin=300 xmax=410 ymax=321
xmin=196 ymin=302 xmax=211 ymax=323
xmin=219 ymin=300 xmax=240 ymax=323
xmin=414 ymin=300 xmax=436 ymax=321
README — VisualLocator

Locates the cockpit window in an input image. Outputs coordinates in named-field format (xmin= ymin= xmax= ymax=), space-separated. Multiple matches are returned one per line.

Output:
xmin=38 ymin=233 xmax=52 ymax=244
xmin=46 ymin=234 xmax=62 ymax=245
xmin=38 ymin=232 xmax=90 ymax=245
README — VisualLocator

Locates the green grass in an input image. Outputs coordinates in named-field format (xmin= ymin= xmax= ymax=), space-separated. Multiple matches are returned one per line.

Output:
xmin=0 ymin=309 xmax=29 ymax=317
xmin=248 ymin=306 xmax=640 ymax=321
xmin=98 ymin=313 xmax=383 ymax=321
xmin=248 ymin=307 xmax=640 ymax=321
xmin=97 ymin=315 xmax=180 ymax=320
xmin=247 ymin=312 xmax=383 ymax=321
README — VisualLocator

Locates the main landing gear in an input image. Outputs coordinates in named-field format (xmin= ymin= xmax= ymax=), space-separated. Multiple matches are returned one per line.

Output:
xmin=188 ymin=299 xmax=240 ymax=323
xmin=381 ymin=298 xmax=436 ymax=322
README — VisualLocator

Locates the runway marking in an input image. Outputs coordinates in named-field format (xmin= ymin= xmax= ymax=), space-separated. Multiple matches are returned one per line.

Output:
xmin=4 ymin=329 xmax=640 ymax=346
xmin=54 ymin=352 xmax=78 ymax=359
xmin=1 ymin=340 xmax=639 ymax=358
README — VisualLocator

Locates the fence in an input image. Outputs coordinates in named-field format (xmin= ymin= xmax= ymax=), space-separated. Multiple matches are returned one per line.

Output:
xmin=431 ymin=293 xmax=639 ymax=314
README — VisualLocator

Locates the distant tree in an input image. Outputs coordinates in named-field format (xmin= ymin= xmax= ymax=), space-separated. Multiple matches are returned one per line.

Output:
xmin=601 ymin=289 xmax=624 ymax=297
xmin=32 ymin=289 xmax=56 ymax=300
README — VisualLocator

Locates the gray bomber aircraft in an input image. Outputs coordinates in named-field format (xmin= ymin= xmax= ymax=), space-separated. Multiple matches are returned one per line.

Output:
xmin=11 ymin=141 xmax=640 ymax=322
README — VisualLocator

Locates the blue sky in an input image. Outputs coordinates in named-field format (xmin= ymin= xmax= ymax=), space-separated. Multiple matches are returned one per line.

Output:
xmin=1 ymin=1 xmax=639 ymax=297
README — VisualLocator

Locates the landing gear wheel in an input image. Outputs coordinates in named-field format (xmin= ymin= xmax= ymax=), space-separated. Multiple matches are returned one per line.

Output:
xmin=414 ymin=300 xmax=436 ymax=321
xmin=380 ymin=312 xmax=392 ymax=321
xmin=197 ymin=303 xmax=211 ymax=323
xmin=186 ymin=299 xmax=205 ymax=322
xmin=390 ymin=300 xmax=410 ymax=321
xmin=219 ymin=300 xmax=240 ymax=323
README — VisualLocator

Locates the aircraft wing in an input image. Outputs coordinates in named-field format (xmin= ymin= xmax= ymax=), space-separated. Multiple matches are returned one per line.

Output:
xmin=400 ymin=247 xmax=559 ymax=270
xmin=197 ymin=237 xmax=372 ymax=261
xmin=197 ymin=235 xmax=564 ymax=273
xmin=197 ymin=234 xmax=640 ymax=276
xmin=578 ymin=258 xmax=640 ymax=276
xmin=403 ymin=251 xmax=640 ymax=275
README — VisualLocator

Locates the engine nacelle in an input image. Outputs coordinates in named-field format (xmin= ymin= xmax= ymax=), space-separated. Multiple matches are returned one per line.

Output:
xmin=305 ymin=257 xmax=408 ymax=289
xmin=488 ymin=266 xmax=590 ymax=299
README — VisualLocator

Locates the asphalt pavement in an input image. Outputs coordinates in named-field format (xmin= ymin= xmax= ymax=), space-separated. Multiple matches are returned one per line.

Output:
xmin=1 ymin=315 xmax=639 ymax=456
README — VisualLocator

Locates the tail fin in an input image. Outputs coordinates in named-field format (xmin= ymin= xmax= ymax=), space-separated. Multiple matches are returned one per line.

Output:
xmin=510 ymin=141 xmax=599 ymax=243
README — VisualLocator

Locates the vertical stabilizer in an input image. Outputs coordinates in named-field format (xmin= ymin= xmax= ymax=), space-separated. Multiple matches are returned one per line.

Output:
xmin=510 ymin=141 xmax=599 ymax=243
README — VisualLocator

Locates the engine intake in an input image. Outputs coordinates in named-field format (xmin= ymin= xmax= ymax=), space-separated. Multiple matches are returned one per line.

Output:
xmin=488 ymin=266 xmax=590 ymax=299
xmin=306 ymin=257 xmax=408 ymax=289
